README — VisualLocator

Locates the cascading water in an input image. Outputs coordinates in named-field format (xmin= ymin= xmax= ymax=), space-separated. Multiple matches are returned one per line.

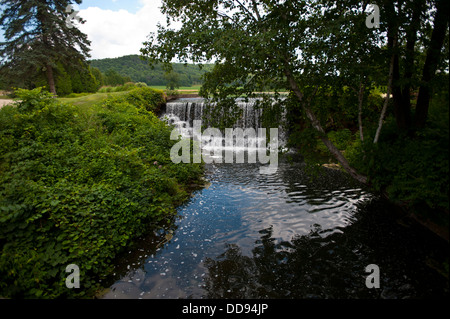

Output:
xmin=161 ymin=98 xmax=287 ymax=158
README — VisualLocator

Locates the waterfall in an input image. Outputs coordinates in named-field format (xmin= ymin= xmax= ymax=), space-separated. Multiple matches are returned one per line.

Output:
xmin=161 ymin=98 xmax=287 ymax=158
xmin=164 ymin=98 xmax=207 ymax=128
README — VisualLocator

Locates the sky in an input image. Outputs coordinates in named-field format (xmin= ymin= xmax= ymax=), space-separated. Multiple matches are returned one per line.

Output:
xmin=0 ymin=0 xmax=168 ymax=60
xmin=77 ymin=0 xmax=167 ymax=59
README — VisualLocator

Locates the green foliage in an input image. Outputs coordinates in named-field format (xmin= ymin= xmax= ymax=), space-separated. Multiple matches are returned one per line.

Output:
xmin=164 ymin=71 xmax=180 ymax=90
xmin=3 ymin=61 xmax=100 ymax=97
xmin=103 ymin=69 xmax=132 ymax=86
xmin=98 ymin=82 xmax=137 ymax=93
xmin=0 ymin=0 xmax=91 ymax=93
xmin=55 ymin=63 xmax=73 ymax=96
xmin=345 ymin=98 xmax=449 ymax=223
xmin=13 ymin=87 xmax=58 ymax=113
xmin=90 ymin=55 xmax=213 ymax=87
xmin=95 ymin=86 xmax=166 ymax=113
xmin=124 ymin=87 xmax=166 ymax=114
xmin=0 ymin=88 xmax=203 ymax=298
xmin=69 ymin=64 xmax=101 ymax=94
xmin=327 ymin=129 xmax=353 ymax=151
xmin=90 ymin=67 xmax=104 ymax=88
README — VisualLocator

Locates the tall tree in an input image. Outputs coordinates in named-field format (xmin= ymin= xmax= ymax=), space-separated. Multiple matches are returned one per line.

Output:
xmin=142 ymin=0 xmax=447 ymax=184
xmin=142 ymin=0 xmax=375 ymax=184
xmin=380 ymin=0 xmax=449 ymax=131
xmin=0 ymin=0 xmax=90 ymax=95
xmin=414 ymin=0 xmax=449 ymax=128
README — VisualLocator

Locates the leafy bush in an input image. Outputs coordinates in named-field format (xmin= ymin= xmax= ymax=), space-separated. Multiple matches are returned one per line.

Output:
xmin=346 ymin=101 xmax=449 ymax=225
xmin=124 ymin=87 xmax=165 ymax=114
xmin=13 ymin=87 xmax=58 ymax=113
xmin=63 ymin=92 xmax=91 ymax=99
xmin=327 ymin=129 xmax=353 ymax=151
xmin=0 ymin=88 xmax=203 ymax=298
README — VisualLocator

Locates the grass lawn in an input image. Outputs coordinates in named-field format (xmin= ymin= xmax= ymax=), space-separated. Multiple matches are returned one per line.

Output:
xmin=149 ymin=85 xmax=202 ymax=93
xmin=58 ymin=91 xmax=129 ymax=108
xmin=59 ymin=86 xmax=202 ymax=108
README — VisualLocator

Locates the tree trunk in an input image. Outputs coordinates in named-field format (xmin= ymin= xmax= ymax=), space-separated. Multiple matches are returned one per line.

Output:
xmin=415 ymin=0 xmax=449 ymax=129
xmin=45 ymin=63 xmax=57 ymax=96
xmin=399 ymin=0 xmax=424 ymax=131
xmin=374 ymin=37 xmax=397 ymax=144
xmin=392 ymin=53 xmax=412 ymax=131
xmin=383 ymin=0 xmax=413 ymax=132
xmin=285 ymin=69 xmax=368 ymax=184
xmin=357 ymin=81 xmax=366 ymax=142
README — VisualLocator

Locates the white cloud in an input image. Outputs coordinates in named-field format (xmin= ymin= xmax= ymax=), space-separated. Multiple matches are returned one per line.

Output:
xmin=78 ymin=0 xmax=166 ymax=59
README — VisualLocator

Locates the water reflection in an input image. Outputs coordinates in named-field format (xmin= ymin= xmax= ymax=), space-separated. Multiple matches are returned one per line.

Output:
xmin=102 ymin=158 xmax=449 ymax=299
xmin=204 ymin=200 xmax=449 ymax=299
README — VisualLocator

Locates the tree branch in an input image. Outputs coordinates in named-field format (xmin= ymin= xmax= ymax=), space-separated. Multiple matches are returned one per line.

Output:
xmin=374 ymin=36 xmax=397 ymax=144
xmin=284 ymin=65 xmax=368 ymax=184
xmin=251 ymin=0 xmax=262 ymax=21
xmin=235 ymin=0 xmax=258 ymax=22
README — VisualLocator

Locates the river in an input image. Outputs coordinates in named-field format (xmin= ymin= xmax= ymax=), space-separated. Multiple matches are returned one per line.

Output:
xmin=101 ymin=157 xmax=448 ymax=299
xmin=99 ymin=98 xmax=448 ymax=299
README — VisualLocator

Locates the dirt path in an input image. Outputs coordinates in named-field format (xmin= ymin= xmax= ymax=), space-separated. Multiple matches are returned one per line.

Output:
xmin=0 ymin=99 xmax=14 ymax=109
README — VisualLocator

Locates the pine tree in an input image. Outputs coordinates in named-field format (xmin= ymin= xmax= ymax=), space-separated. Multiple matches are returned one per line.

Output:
xmin=0 ymin=0 xmax=90 ymax=95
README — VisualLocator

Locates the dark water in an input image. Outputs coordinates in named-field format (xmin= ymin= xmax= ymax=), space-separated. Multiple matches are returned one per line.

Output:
xmin=102 ymin=159 xmax=449 ymax=299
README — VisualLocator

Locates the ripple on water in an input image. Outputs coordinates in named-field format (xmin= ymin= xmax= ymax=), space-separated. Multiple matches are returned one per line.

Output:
xmin=103 ymin=160 xmax=448 ymax=299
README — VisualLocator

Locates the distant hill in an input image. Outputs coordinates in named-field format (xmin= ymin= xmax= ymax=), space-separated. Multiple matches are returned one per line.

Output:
xmin=89 ymin=55 xmax=213 ymax=87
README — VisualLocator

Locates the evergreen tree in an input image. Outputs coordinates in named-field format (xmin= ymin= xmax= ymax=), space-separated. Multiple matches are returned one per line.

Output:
xmin=0 ymin=0 xmax=91 ymax=95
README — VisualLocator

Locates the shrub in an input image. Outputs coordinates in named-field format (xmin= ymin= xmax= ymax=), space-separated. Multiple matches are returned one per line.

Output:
xmin=346 ymin=103 xmax=449 ymax=225
xmin=124 ymin=87 xmax=166 ymax=114
xmin=327 ymin=129 xmax=353 ymax=151
xmin=64 ymin=93 xmax=91 ymax=99
xmin=0 ymin=88 xmax=203 ymax=298
xmin=13 ymin=87 xmax=58 ymax=113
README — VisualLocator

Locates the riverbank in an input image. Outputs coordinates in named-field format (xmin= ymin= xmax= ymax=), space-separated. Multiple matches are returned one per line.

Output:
xmin=321 ymin=162 xmax=449 ymax=242
xmin=0 ymin=88 xmax=204 ymax=298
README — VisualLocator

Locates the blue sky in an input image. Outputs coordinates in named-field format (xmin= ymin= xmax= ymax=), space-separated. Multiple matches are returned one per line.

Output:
xmin=1 ymin=0 xmax=167 ymax=59
xmin=79 ymin=0 xmax=144 ymax=14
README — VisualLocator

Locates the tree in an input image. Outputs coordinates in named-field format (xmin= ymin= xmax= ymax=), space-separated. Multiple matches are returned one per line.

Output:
xmin=142 ymin=0 xmax=374 ymax=183
xmin=414 ymin=0 xmax=449 ymax=128
xmin=379 ymin=0 xmax=449 ymax=131
xmin=164 ymin=70 xmax=180 ymax=90
xmin=103 ymin=69 xmax=131 ymax=86
xmin=142 ymin=0 xmax=448 ymax=185
xmin=0 ymin=0 xmax=91 ymax=95
xmin=90 ymin=66 xmax=104 ymax=88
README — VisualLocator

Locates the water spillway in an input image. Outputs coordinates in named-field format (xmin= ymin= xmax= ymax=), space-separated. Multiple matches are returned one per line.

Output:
xmin=163 ymin=98 xmax=265 ymax=130
xmin=161 ymin=98 xmax=286 ymax=159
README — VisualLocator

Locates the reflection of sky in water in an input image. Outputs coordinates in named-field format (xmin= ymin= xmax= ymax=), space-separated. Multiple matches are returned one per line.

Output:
xmin=102 ymin=160 xmax=376 ymax=299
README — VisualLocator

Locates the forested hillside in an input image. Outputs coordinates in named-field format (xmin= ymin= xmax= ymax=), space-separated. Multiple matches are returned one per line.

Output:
xmin=90 ymin=55 xmax=213 ymax=87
